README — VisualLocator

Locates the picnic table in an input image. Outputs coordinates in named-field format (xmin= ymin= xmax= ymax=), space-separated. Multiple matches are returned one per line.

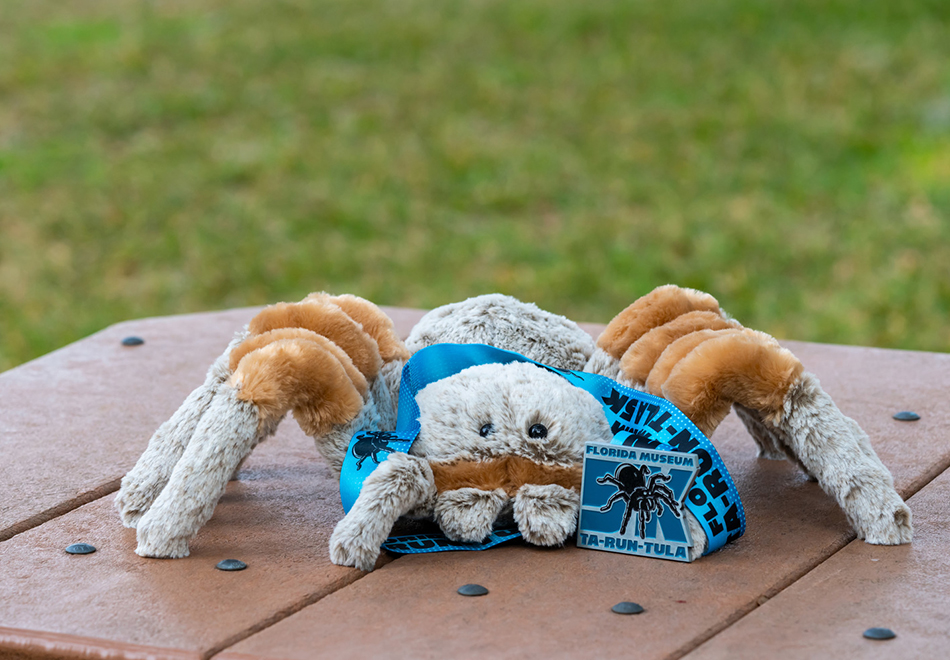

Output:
xmin=1 ymin=306 xmax=948 ymax=659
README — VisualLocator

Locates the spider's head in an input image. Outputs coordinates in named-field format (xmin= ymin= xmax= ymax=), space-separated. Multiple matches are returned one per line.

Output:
xmin=412 ymin=361 xmax=613 ymax=464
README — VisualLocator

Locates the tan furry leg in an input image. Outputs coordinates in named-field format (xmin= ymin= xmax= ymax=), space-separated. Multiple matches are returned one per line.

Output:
xmin=248 ymin=301 xmax=383 ymax=380
xmin=235 ymin=296 xmax=405 ymax=473
xmin=229 ymin=328 xmax=366 ymax=393
xmin=513 ymin=483 xmax=580 ymax=546
xmin=434 ymin=488 xmax=508 ymax=542
xmin=650 ymin=328 xmax=800 ymax=437
xmin=232 ymin=337 xmax=369 ymax=437
xmin=329 ymin=453 xmax=437 ymax=571
xmin=136 ymin=327 xmax=385 ymax=557
xmin=621 ymin=311 xmax=742 ymax=385
xmin=134 ymin=385 xmax=274 ymax=558
xmin=654 ymin=330 xmax=911 ymax=545
xmin=123 ymin=294 xmax=404 ymax=558
xmin=645 ymin=329 xmax=745 ymax=395
xmin=305 ymin=293 xmax=410 ymax=362
xmin=597 ymin=285 xmax=722 ymax=360
xmin=115 ymin=332 xmax=247 ymax=528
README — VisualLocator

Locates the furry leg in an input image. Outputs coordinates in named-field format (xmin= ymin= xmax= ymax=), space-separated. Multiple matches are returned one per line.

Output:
xmin=732 ymin=402 xmax=791 ymax=460
xmin=776 ymin=373 xmax=912 ymax=544
xmin=588 ymin=285 xmax=724 ymax=383
xmin=115 ymin=334 xmax=245 ymax=528
xmin=121 ymin=293 xmax=406 ymax=558
xmin=733 ymin=403 xmax=817 ymax=480
xmin=650 ymin=328 xmax=799 ymax=437
xmin=134 ymin=386 xmax=271 ymax=558
xmin=330 ymin=453 xmax=437 ymax=571
xmin=654 ymin=330 xmax=911 ymax=545
xmin=434 ymin=487 xmax=508 ymax=543
xmin=238 ymin=295 xmax=407 ymax=474
xmin=513 ymin=484 xmax=580 ymax=546
xmin=685 ymin=510 xmax=708 ymax=560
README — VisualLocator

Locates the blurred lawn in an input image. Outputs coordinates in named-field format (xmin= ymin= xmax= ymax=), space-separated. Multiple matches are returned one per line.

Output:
xmin=1 ymin=0 xmax=948 ymax=371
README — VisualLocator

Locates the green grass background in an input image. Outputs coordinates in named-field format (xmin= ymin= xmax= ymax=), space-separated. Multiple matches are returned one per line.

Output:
xmin=2 ymin=0 xmax=948 ymax=371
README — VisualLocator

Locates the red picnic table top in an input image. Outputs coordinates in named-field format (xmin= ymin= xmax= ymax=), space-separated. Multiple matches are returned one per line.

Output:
xmin=1 ymin=305 xmax=948 ymax=659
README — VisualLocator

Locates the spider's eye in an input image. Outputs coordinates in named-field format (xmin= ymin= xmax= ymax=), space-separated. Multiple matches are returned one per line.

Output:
xmin=479 ymin=423 xmax=494 ymax=437
xmin=528 ymin=423 xmax=548 ymax=439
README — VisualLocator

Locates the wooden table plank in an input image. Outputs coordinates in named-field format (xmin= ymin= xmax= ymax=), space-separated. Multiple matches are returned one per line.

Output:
xmin=0 ymin=423 xmax=382 ymax=658
xmin=684 ymin=464 xmax=950 ymax=658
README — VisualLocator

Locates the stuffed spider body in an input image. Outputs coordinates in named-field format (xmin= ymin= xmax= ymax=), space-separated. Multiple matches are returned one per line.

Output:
xmin=116 ymin=286 xmax=912 ymax=570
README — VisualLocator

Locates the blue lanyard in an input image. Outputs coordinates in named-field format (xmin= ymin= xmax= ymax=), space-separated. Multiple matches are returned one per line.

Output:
xmin=340 ymin=344 xmax=744 ymax=556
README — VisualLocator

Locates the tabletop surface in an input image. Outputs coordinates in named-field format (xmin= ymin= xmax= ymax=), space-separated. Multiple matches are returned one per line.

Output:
xmin=1 ymin=304 xmax=948 ymax=660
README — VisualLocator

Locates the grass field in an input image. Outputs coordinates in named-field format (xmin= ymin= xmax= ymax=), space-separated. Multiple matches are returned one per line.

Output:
xmin=1 ymin=0 xmax=948 ymax=371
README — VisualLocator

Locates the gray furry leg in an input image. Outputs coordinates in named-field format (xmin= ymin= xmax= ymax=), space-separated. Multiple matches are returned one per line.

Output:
xmin=116 ymin=334 xmax=246 ymax=528
xmin=733 ymin=403 xmax=816 ymax=481
xmin=434 ymin=488 xmax=508 ymax=543
xmin=329 ymin=453 xmax=436 ymax=571
xmin=134 ymin=385 xmax=269 ymax=558
xmin=686 ymin=510 xmax=707 ymax=560
xmin=778 ymin=373 xmax=912 ymax=545
xmin=513 ymin=484 xmax=580 ymax=546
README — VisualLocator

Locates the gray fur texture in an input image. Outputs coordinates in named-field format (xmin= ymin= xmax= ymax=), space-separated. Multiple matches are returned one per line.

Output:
xmin=329 ymin=361 xmax=613 ymax=567
xmin=773 ymin=373 xmax=912 ymax=544
xmin=406 ymin=294 xmax=596 ymax=371
xmin=116 ymin=331 xmax=248 ymax=529
xmin=329 ymin=452 xmax=437 ymax=571
xmin=434 ymin=488 xmax=508 ymax=543
xmin=513 ymin=483 xmax=581 ymax=546
xmin=411 ymin=362 xmax=612 ymax=465
xmin=135 ymin=384 xmax=268 ymax=558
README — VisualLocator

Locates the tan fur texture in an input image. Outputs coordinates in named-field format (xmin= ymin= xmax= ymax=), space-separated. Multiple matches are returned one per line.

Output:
xmin=305 ymin=293 xmax=411 ymax=362
xmin=229 ymin=328 xmax=368 ymax=397
xmin=430 ymin=456 xmax=581 ymax=497
xmin=657 ymin=329 xmax=804 ymax=437
xmin=621 ymin=310 xmax=741 ymax=384
xmin=597 ymin=284 xmax=722 ymax=359
xmin=645 ymin=328 xmax=746 ymax=395
xmin=248 ymin=301 xmax=383 ymax=379
xmin=231 ymin=338 xmax=365 ymax=436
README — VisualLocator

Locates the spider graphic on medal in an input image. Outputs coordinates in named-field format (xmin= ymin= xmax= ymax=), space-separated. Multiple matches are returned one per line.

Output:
xmin=597 ymin=463 xmax=683 ymax=538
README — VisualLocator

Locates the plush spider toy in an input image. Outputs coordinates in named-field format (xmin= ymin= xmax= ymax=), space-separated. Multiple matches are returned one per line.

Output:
xmin=116 ymin=286 xmax=911 ymax=570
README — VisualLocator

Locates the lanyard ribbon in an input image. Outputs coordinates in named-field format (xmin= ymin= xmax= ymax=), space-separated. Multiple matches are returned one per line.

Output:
xmin=340 ymin=344 xmax=745 ymax=556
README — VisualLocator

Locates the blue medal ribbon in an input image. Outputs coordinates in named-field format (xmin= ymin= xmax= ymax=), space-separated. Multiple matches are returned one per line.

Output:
xmin=340 ymin=344 xmax=745 ymax=556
